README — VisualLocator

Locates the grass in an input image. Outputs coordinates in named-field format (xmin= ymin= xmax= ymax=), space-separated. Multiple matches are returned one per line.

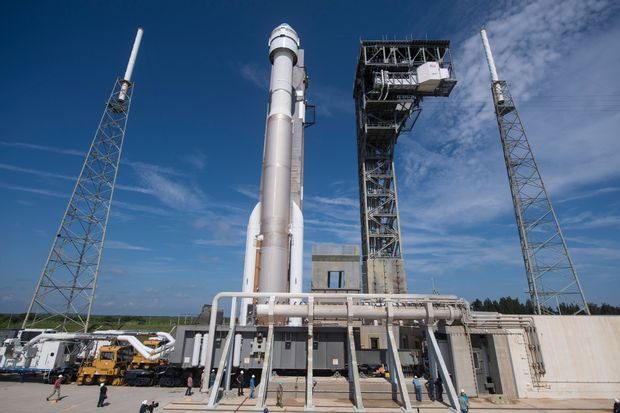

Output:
xmin=0 ymin=313 xmax=197 ymax=332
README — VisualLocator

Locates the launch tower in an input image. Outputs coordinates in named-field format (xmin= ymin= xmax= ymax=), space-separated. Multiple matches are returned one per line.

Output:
xmin=481 ymin=29 xmax=589 ymax=315
xmin=354 ymin=40 xmax=456 ymax=293
xmin=22 ymin=28 xmax=144 ymax=331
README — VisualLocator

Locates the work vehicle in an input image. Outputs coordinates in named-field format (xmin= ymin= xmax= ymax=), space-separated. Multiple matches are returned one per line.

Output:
xmin=76 ymin=344 xmax=134 ymax=385
xmin=124 ymin=338 xmax=168 ymax=386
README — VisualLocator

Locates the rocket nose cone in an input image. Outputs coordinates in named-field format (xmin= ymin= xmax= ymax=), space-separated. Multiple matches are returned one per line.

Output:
xmin=269 ymin=23 xmax=300 ymax=47
xmin=274 ymin=23 xmax=296 ymax=34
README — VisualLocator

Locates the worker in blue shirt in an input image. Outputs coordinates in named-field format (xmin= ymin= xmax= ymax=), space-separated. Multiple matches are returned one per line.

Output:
xmin=249 ymin=374 xmax=256 ymax=399
xmin=412 ymin=375 xmax=422 ymax=401
xmin=459 ymin=389 xmax=469 ymax=412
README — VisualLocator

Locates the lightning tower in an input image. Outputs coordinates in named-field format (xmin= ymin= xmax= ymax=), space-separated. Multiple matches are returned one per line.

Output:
xmin=354 ymin=40 xmax=456 ymax=293
xmin=480 ymin=29 xmax=590 ymax=315
xmin=22 ymin=28 xmax=144 ymax=331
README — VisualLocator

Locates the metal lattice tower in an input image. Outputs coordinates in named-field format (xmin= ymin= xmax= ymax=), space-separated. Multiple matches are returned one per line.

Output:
xmin=22 ymin=28 xmax=144 ymax=331
xmin=481 ymin=29 xmax=589 ymax=315
xmin=354 ymin=40 xmax=456 ymax=293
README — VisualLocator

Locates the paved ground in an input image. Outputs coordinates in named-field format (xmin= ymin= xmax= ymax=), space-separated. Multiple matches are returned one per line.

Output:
xmin=1 ymin=380 xmax=615 ymax=412
xmin=0 ymin=380 xmax=186 ymax=413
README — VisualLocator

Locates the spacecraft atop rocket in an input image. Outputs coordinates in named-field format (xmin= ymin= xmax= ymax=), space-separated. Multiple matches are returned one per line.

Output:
xmin=240 ymin=24 xmax=308 ymax=327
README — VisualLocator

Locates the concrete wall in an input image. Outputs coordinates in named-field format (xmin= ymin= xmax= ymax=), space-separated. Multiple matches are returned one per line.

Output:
xmin=507 ymin=315 xmax=620 ymax=399
xmin=311 ymin=244 xmax=360 ymax=292
xmin=444 ymin=325 xmax=477 ymax=397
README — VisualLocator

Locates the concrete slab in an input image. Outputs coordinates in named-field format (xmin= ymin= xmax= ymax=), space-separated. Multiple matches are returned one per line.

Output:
xmin=0 ymin=381 xmax=187 ymax=413
xmin=1 ymin=380 xmax=614 ymax=413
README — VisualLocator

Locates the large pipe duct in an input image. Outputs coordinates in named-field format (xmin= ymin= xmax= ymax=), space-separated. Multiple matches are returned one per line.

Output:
xmin=119 ymin=27 xmax=144 ymax=102
xmin=255 ymin=303 xmax=462 ymax=321
xmin=258 ymin=24 xmax=299 ymax=296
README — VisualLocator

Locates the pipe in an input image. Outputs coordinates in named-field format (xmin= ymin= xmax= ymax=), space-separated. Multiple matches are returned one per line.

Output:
xmin=24 ymin=333 xmax=107 ymax=349
xmin=240 ymin=202 xmax=261 ymax=326
xmin=256 ymin=303 xmax=462 ymax=321
xmin=117 ymin=335 xmax=170 ymax=361
xmin=258 ymin=24 xmax=299 ymax=297
xmin=119 ymin=27 xmax=144 ymax=102
xmin=199 ymin=333 xmax=209 ymax=367
xmin=232 ymin=334 xmax=242 ymax=367
xmin=288 ymin=201 xmax=303 ymax=326
xmin=200 ymin=291 xmax=463 ymax=393
xmin=191 ymin=333 xmax=202 ymax=367
xmin=480 ymin=28 xmax=505 ymax=104
xmin=25 ymin=331 xmax=175 ymax=356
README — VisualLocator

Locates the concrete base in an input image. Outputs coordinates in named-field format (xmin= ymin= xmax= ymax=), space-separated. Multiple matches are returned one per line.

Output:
xmin=507 ymin=316 xmax=620 ymax=400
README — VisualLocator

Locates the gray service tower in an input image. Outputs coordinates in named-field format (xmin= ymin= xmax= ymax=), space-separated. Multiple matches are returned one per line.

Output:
xmin=354 ymin=40 xmax=456 ymax=293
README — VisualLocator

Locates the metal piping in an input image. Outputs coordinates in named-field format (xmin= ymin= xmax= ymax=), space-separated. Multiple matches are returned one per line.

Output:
xmin=25 ymin=331 xmax=175 ymax=358
xmin=255 ymin=303 xmax=462 ymax=320
xmin=258 ymin=24 xmax=299 ymax=296
xmin=200 ymin=291 xmax=463 ymax=393
xmin=117 ymin=334 xmax=173 ymax=360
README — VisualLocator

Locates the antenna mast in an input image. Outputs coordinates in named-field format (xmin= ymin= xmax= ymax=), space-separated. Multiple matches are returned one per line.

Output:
xmin=480 ymin=28 xmax=589 ymax=315
xmin=22 ymin=28 xmax=144 ymax=332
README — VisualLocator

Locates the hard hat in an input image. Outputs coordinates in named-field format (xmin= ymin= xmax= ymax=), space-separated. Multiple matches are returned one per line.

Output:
xmin=142 ymin=400 xmax=148 ymax=404
xmin=251 ymin=374 xmax=255 ymax=378
xmin=414 ymin=375 xmax=418 ymax=379
xmin=58 ymin=374 xmax=63 ymax=378
xmin=100 ymin=383 xmax=104 ymax=387
xmin=461 ymin=389 xmax=465 ymax=394
xmin=211 ymin=369 xmax=215 ymax=372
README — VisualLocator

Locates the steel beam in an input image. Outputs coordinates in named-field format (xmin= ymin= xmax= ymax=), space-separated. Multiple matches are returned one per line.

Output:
xmin=207 ymin=297 xmax=237 ymax=407
xmin=305 ymin=296 xmax=314 ymax=410
xmin=346 ymin=297 xmax=364 ymax=411
xmin=386 ymin=302 xmax=412 ymax=411
xmin=256 ymin=297 xmax=276 ymax=409
xmin=426 ymin=326 xmax=459 ymax=411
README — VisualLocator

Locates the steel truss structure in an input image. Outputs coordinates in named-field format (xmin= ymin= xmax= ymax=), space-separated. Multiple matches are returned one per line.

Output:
xmin=353 ymin=40 xmax=456 ymax=293
xmin=491 ymin=81 xmax=590 ymax=315
xmin=22 ymin=79 xmax=134 ymax=331
xmin=202 ymin=292 xmax=465 ymax=412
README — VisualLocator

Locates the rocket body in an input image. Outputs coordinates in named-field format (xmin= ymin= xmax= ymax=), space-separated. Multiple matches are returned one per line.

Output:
xmin=258 ymin=25 xmax=299 ymax=296
xmin=239 ymin=24 xmax=305 ymax=325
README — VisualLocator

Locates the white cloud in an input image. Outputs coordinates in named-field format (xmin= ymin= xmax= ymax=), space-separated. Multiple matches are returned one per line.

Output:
xmin=0 ymin=141 xmax=85 ymax=157
xmin=106 ymin=240 xmax=151 ymax=251
xmin=240 ymin=63 xmax=270 ymax=90
xmin=184 ymin=152 xmax=207 ymax=170
xmin=396 ymin=0 xmax=620 ymax=229
xmin=311 ymin=84 xmax=352 ymax=118
xmin=232 ymin=184 xmax=260 ymax=200
xmin=133 ymin=164 xmax=207 ymax=212
xmin=0 ymin=182 xmax=66 ymax=198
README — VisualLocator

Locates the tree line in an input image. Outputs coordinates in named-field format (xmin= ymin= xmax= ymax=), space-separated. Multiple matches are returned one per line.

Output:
xmin=471 ymin=296 xmax=620 ymax=315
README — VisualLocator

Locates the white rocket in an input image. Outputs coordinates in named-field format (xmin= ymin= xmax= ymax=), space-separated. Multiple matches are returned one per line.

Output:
xmin=240 ymin=24 xmax=305 ymax=327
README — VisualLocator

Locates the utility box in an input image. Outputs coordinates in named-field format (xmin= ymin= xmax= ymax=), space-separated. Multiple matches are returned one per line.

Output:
xmin=416 ymin=62 xmax=450 ymax=92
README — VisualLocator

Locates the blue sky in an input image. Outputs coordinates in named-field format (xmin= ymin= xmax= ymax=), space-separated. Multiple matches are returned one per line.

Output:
xmin=1 ymin=0 xmax=619 ymax=315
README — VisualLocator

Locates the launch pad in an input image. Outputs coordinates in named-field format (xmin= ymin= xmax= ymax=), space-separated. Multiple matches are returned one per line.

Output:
xmin=2 ymin=15 xmax=619 ymax=413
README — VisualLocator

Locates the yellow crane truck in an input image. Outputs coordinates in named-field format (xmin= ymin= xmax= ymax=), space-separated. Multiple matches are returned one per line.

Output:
xmin=76 ymin=344 xmax=134 ymax=385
